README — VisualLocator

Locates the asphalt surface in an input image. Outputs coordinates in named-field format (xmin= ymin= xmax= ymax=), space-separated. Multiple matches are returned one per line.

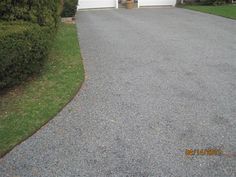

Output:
xmin=1 ymin=8 xmax=236 ymax=177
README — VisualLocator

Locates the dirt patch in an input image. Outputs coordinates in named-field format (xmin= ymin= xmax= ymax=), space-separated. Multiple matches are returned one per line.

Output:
xmin=61 ymin=17 xmax=76 ymax=24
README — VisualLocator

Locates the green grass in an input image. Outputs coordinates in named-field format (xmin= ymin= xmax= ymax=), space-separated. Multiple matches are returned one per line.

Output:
xmin=0 ymin=23 xmax=84 ymax=157
xmin=183 ymin=4 xmax=236 ymax=20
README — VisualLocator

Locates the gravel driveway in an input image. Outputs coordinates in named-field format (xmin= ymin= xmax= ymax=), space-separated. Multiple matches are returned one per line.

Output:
xmin=1 ymin=8 xmax=236 ymax=177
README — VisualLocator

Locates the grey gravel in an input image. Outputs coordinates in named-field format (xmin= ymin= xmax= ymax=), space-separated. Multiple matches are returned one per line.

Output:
xmin=1 ymin=8 xmax=236 ymax=177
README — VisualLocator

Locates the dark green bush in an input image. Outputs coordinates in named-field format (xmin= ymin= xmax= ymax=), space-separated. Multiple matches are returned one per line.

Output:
xmin=61 ymin=0 xmax=78 ymax=17
xmin=0 ymin=1 xmax=62 ymax=89
xmin=0 ymin=21 xmax=53 ymax=88
xmin=200 ymin=0 xmax=226 ymax=5
xmin=0 ymin=0 xmax=61 ymax=26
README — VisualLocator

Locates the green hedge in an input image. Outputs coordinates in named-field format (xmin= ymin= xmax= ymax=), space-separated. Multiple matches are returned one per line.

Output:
xmin=0 ymin=1 xmax=62 ymax=89
xmin=198 ymin=0 xmax=227 ymax=5
xmin=0 ymin=21 xmax=52 ymax=88
xmin=0 ymin=0 xmax=61 ymax=26
xmin=61 ymin=0 xmax=78 ymax=17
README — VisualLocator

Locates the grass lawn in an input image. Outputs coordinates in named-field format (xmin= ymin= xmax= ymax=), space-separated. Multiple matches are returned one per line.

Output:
xmin=183 ymin=4 xmax=236 ymax=20
xmin=0 ymin=23 xmax=84 ymax=157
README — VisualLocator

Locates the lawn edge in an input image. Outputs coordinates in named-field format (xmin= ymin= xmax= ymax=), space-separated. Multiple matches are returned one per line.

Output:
xmin=0 ymin=80 xmax=85 ymax=158
xmin=0 ymin=23 xmax=86 ymax=159
xmin=178 ymin=6 xmax=236 ymax=20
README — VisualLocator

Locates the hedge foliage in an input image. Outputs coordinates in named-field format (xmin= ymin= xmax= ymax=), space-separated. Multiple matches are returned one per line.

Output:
xmin=0 ymin=21 xmax=53 ymax=88
xmin=61 ymin=0 xmax=78 ymax=17
xmin=0 ymin=0 xmax=62 ymax=89
xmin=200 ymin=0 xmax=226 ymax=5
xmin=0 ymin=0 xmax=61 ymax=26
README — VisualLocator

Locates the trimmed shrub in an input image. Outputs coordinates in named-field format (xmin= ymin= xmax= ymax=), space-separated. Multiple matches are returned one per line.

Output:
xmin=200 ymin=0 xmax=226 ymax=5
xmin=0 ymin=0 xmax=61 ymax=27
xmin=61 ymin=0 xmax=78 ymax=17
xmin=0 ymin=21 xmax=53 ymax=88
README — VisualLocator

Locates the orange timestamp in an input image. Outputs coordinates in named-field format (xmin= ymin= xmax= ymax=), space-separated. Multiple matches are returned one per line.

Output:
xmin=185 ymin=149 xmax=223 ymax=156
